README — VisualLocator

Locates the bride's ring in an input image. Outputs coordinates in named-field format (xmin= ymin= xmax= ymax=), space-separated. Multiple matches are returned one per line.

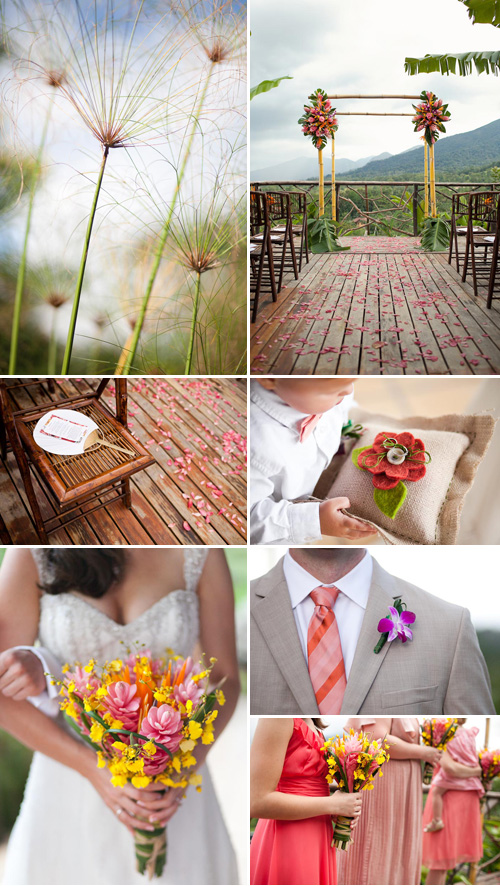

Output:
xmin=116 ymin=807 xmax=123 ymax=817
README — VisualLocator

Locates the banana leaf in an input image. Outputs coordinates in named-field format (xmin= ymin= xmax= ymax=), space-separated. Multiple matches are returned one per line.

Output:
xmin=308 ymin=217 xmax=349 ymax=253
xmin=420 ymin=217 xmax=451 ymax=252
xmin=405 ymin=51 xmax=500 ymax=76
xmin=460 ymin=0 xmax=500 ymax=26
xmin=250 ymin=77 xmax=292 ymax=100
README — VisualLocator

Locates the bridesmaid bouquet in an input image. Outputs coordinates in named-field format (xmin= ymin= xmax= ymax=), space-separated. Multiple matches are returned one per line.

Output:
xmin=56 ymin=650 xmax=224 ymax=879
xmin=420 ymin=718 xmax=459 ymax=784
xmin=321 ymin=729 xmax=390 ymax=850
xmin=478 ymin=748 xmax=500 ymax=786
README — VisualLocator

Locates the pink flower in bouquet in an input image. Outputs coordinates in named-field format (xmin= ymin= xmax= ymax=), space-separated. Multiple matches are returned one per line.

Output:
xmin=174 ymin=678 xmax=205 ymax=707
xmin=68 ymin=666 xmax=100 ymax=696
xmin=343 ymin=734 xmax=364 ymax=756
xmin=104 ymin=682 xmax=141 ymax=730
xmin=140 ymin=704 xmax=183 ymax=752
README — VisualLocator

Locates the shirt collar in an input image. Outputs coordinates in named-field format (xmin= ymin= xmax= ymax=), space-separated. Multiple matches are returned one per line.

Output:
xmin=250 ymin=381 xmax=317 ymax=432
xmin=284 ymin=550 xmax=372 ymax=609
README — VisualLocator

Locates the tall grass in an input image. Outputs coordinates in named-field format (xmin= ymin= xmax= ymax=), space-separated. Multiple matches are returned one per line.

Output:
xmin=1 ymin=0 xmax=246 ymax=374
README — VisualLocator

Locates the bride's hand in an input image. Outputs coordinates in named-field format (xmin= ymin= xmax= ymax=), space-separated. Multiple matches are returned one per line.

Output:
xmin=86 ymin=765 xmax=160 ymax=835
xmin=0 ymin=649 xmax=46 ymax=700
xmin=328 ymin=790 xmax=363 ymax=820
xmin=135 ymin=782 xmax=186 ymax=827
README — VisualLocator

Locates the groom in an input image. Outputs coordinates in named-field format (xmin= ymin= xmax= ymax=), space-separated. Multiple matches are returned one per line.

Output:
xmin=250 ymin=548 xmax=495 ymax=714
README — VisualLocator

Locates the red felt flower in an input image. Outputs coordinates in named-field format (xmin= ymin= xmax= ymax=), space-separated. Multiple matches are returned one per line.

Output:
xmin=357 ymin=431 xmax=427 ymax=490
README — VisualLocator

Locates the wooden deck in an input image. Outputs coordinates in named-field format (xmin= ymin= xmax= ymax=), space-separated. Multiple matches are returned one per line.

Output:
xmin=251 ymin=241 xmax=500 ymax=375
xmin=0 ymin=377 xmax=247 ymax=546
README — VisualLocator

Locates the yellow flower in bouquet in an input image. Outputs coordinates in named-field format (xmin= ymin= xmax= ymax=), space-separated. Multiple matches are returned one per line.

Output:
xmin=420 ymin=718 xmax=459 ymax=784
xmin=321 ymin=729 xmax=390 ymax=850
xmin=56 ymin=649 xmax=223 ymax=879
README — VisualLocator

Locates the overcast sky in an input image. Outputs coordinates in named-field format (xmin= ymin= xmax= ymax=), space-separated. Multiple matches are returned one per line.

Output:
xmin=250 ymin=0 xmax=500 ymax=169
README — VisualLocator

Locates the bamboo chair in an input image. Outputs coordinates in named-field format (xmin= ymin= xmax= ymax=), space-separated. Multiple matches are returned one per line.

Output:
xmin=250 ymin=190 xmax=278 ymax=322
xmin=461 ymin=191 xmax=499 ymax=297
xmin=265 ymin=192 xmax=299 ymax=290
xmin=447 ymin=191 xmax=479 ymax=273
xmin=288 ymin=191 xmax=310 ymax=272
xmin=0 ymin=379 xmax=155 ymax=542
xmin=486 ymin=198 xmax=500 ymax=309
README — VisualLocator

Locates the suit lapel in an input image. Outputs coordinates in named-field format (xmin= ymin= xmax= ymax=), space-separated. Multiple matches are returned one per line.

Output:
xmin=252 ymin=560 xmax=319 ymax=713
xmin=341 ymin=560 xmax=399 ymax=713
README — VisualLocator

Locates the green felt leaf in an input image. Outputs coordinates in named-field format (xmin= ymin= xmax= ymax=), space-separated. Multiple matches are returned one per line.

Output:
xmin=351 ymin=445 xmax=371 ymax=469
xmin=373 ymin=482 xmax=407 ymax=520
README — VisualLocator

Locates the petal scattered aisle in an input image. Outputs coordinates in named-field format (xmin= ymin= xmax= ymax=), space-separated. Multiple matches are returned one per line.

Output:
xmin=251 ymin=248 xmax=500 ymax=376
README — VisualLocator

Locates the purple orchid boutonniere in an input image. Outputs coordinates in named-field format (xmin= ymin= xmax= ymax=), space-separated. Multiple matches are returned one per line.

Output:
xmin=374 ymin=596 xmax=416 ymax=654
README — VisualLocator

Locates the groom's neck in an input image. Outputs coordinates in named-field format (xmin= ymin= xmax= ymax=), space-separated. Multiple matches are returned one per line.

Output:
xmin=289 ymin=548 xmax=366 ymax=583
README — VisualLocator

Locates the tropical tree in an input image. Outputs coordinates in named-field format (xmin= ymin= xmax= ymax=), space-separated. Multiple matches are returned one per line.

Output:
xmin=405 ymin=0 xmax=500 ymax=76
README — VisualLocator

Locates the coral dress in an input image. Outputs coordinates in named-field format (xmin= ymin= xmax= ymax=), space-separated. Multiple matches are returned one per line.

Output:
xmin=423 ymin=727 xmax=483 ymax=870
xmin=250 ymin=718 xmax=336 ymax=886
xmin=336 ymin=718 xmax=422 ymax=886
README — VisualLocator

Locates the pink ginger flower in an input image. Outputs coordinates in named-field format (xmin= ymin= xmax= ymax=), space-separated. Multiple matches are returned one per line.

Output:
xmin=140 ymin=704 xmax=183 ymax=752
xmin=174 ymin=678 xmax=204 ymax=707
xmin=104 ymin=682 xmax=141 ymax=730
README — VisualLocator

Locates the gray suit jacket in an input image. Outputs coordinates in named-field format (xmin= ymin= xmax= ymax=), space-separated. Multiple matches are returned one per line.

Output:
xmin=250 ymin=558 xmax=495 ymax=715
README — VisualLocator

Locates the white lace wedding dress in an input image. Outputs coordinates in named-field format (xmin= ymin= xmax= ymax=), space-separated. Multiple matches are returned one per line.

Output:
xmin=3 ymin=550 xmax=238 ymax=886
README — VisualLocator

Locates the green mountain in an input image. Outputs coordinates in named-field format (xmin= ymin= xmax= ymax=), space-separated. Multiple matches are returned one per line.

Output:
xmin=343 ymin=118 xmax=500 ymax=182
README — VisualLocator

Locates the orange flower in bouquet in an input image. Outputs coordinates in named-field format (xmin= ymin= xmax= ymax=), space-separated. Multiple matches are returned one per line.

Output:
xmin=55 ymin=649 xmax=224 ymax=879
xmin=321 ymin=729 xmax=390 ymax=850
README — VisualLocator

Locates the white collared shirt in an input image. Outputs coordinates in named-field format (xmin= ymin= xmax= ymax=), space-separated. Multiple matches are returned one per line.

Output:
xmin=283 ymin=550 xmax=373 ymax=678
xmin=250 ymin=382 xmax=353 ymax=545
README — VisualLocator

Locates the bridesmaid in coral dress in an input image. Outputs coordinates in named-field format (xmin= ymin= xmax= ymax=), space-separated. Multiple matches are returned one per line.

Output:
xmin=422 ymin=722 xmax=484 ymax=886
xmin=337 ymin=718 xmax=442 ymax=886
xmin=250 ymin=718 xmax=363 ymax=886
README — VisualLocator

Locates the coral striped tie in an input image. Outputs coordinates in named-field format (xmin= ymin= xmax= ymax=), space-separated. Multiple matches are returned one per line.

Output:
xmin=307 ymin=586 xmax=346 ymax=714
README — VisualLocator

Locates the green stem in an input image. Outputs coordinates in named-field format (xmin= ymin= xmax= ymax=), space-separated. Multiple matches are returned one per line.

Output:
xmin=184 ymin=272 xmax=201 ymax=374
xmin=9 ymin=97 xmax=53 ymax=374
xmin=120 ymin=71 xmax=213 ymax=375
xmin=61 ymin=146 xmax=109 ymax=374
xmin=47 ymin=308 xmax=58 ymax=375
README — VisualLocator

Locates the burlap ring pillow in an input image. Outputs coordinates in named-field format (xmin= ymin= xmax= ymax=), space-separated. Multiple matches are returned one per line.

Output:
xmin=328 ymin=411 xmax=496 ymax=545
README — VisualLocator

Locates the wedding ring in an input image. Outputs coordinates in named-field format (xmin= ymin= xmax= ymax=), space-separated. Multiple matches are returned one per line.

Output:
xmin=116 ymin=807 xmax=123 ymax=817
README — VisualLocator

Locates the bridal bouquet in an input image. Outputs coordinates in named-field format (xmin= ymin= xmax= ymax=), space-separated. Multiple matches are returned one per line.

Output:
xmin=321 ymin=729 xmax=390 ymax=850
xmin=56 ymin=650 xmax=223 ymax=879
xmin=479 ymin=748 xmax=500 ymax=786
xmin=420 ymin=718 xmax=459 ymax=784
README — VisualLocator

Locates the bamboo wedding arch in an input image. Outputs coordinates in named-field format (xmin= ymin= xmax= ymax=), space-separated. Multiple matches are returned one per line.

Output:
xmin=314 ymin=94 xmax=439 ymax=220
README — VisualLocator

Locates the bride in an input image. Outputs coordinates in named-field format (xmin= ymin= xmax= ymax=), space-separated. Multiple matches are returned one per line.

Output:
xmin=0 ymin=548 xmax=240 ymax=885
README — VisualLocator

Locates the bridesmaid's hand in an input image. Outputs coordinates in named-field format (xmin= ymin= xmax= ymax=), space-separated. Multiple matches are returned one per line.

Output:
xmin=329 ymin=791 xmax=363 ymax=819
xmin=421 ymin=746 xmax=443 ymax=766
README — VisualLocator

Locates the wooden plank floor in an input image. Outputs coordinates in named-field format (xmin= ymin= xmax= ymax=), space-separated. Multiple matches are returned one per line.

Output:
xmin=251 ymin=244 xmax=500 ymax=376
xmin=0 ymin=378 xmax=247 ymax=545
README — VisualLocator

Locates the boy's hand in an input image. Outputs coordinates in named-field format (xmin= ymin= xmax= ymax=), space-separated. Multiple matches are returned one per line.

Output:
xmin=319 ymin=498 xmax=375 ymax=539
xmin=0 ymin=648 xmax=46 ymax=700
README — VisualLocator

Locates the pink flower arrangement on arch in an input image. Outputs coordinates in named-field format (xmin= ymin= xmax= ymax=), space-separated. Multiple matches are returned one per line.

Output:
xmin=298 ymin=88 xmax=338 ymax=150
xmin=412 ymin=90 xmax=450 ymax=146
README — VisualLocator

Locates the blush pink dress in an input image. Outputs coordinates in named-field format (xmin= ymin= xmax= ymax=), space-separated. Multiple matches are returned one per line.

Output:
xmin=422 ymin=727 xmax=483 ymax=869
xmin=250 ymin=718 xmax=337 ymax=886
xmin=336 ymin=718 xmax=422 ymax=886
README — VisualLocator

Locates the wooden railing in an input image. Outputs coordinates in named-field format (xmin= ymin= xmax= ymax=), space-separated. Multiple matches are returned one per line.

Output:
xmin=251 ymin=180 xmax=500 ymax=237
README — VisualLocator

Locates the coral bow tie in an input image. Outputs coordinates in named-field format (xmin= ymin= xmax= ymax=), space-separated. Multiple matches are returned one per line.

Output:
xmin=299 ymin=414 xmax=322 ymax=443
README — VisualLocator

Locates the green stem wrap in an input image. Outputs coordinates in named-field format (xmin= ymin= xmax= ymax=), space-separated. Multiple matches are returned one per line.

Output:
xmin=331 ymin=814 xmax=353 ymax=850
xmin=134 ymin=824 xmax=167 ymax=880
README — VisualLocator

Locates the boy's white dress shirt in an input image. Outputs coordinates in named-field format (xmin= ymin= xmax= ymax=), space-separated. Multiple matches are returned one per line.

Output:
xmin=283 ymin=549 xmax=372 ymax=677
xmin=250 ymin=381 xmax=353 ymax=544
